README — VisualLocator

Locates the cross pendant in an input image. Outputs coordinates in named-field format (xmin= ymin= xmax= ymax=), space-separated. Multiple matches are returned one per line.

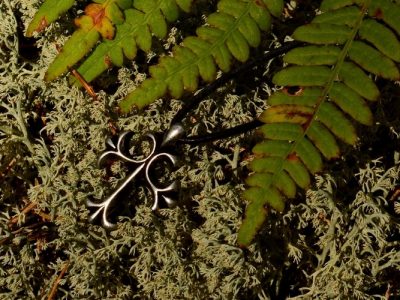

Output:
xmin=87 ymin=125 xmax=185 ymax=229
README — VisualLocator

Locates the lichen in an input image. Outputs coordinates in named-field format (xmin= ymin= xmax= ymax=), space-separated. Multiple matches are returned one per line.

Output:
xmin=1 ymin=1 xmax=399 ymax=299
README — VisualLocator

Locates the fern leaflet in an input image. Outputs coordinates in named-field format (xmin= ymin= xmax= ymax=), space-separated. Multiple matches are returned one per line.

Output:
xmin=238 ymin=0 xmax=400 ymax=246
xmin=26 ymin=0 xmax=76 ymax=37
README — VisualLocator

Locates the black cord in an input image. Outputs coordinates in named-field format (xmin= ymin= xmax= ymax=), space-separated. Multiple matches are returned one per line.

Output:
xmin=177 ymin=120 xmax=264 ymax=145
xmin=172 ymin=41 xmax=300 ymax=145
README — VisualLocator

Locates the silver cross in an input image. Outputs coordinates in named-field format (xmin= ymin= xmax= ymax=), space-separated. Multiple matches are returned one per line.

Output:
xmin=87 ymin=124 xmax=185 ymax=229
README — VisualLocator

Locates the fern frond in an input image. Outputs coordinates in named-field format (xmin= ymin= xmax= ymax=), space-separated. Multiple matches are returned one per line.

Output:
xmin=238 ymin=0 xmax=400 ymax=246
xmin=70 ymin=0 xmax=193 ymax=85
xmin=120 ymin=0 xmax=283 ymax=111
xmin=26 ymin=0 xmax=76 ymax=37
xmin=44 ymin=0 xmax=132 ymax=81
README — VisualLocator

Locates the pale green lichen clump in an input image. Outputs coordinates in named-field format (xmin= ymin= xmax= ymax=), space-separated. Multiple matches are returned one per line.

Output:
xmin=1 ymin=1 xmax=399 ymax=299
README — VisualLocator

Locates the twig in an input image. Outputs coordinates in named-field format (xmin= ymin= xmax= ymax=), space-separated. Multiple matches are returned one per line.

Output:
xmin=8 ymin=201 xmax=36 ymax=226
xmin=36 ymin=211 xmax=52 ymax=222
xmin=8 ymin=200 xmax=53 ymax=227
xmin=0 ymin=222 xmax=49 ymax=246
xmin=70 ymin=68 xmax=98 ymax=101
xmin=47 ymin=261 xmax=70 ymax=300
xmin=385 ymin=283 xmax=391 ymax=300
xmin=0 ymin=237 xmax=10 ymax=246
xmin=0 ymin=158 xmax=16 ymax=182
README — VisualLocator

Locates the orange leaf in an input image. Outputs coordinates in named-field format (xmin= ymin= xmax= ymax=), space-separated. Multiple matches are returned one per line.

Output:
xmin=75 ymin=3 xmax=115 ymax=39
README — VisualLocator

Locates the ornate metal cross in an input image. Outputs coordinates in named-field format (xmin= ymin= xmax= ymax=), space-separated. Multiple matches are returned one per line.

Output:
xmin=86 ymin=124 xmax=185 ymax=229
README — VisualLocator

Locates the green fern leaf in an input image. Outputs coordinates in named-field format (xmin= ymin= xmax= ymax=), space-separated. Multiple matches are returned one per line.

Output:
xmin=283 ymin=45 xmax=341 ymax=65
xmin=120 ymin=0 xmax=283 ymax=112
xmin=26 ymin=0 xmax=76 ymax=37
xmin=272 ymin=65 xmax=332 ymax=86
xmin=292 ymin=23 xmax=352 ymax=45
xmin=71 ymin=0 xmax=193 ymax=85
xmin=238 ymin=0 xmax=400 ymax=246
xmin=313 ymin=6 xmax=360 ymax=26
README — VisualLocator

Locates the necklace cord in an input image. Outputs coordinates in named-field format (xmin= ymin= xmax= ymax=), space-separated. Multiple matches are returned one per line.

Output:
xmin=177 ymin=120 xmax=263 ymax=144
